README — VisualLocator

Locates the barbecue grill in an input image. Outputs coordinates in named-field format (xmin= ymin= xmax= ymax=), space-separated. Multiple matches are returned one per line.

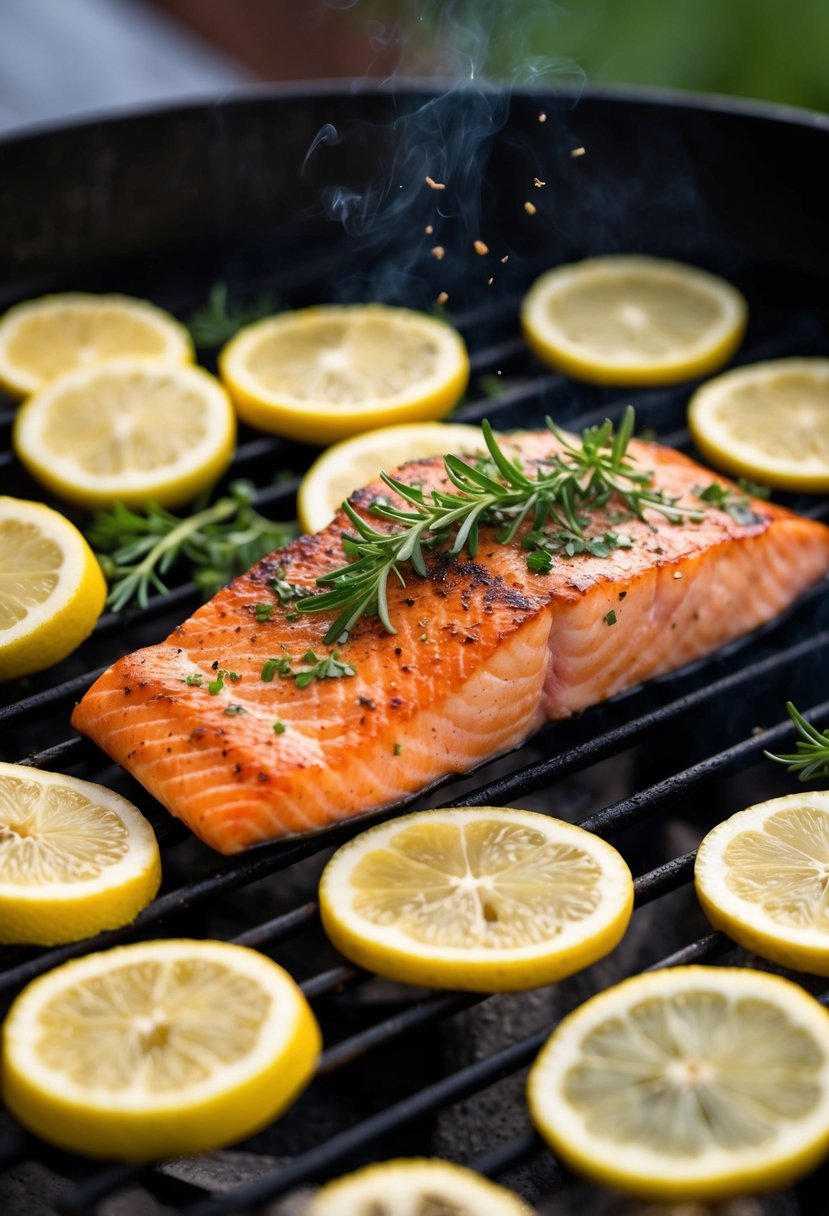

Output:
xmin=2 ymin=82 xmax=829 ymax=1215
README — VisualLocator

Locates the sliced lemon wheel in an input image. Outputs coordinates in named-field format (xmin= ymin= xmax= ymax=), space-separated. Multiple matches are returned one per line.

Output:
xmin=695 ymin=792 xmax=829 ymax=976
xmin=528 ymin=966 xmax=829 ymax=1201
xmin=0 ymin=293 xmax=193 ymax=399
xmin=298 ymin=421 xmax=490 ymax=533
xmin=0 ymin=496 xmax=106 ymax=681
xmin=305 ymin=1158 xmax=536 ymax=1215
xmin=1 ymin=939 xmax=321 ymax=1160
xmin=319 ymin=807 xmax=633 ymax=992
xmin=688 ymin=357 xmax=829 ymax=491
xmin=219 ymin=304 xmax=470 ymax=445
xmin=0 ymin=763 xmax=161 ymax=946
xmin=521 ymin=255 xmax=747 ymax=386
xmin=13 ymin=358 xmax=236 ymax=510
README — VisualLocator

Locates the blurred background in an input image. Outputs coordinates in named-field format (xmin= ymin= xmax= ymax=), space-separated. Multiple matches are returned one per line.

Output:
xmin=1 ymin=0 xmax=827 ymax=137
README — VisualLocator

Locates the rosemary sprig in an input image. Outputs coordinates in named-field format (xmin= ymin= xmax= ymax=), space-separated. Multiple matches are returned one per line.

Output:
xmin=765 ymin=702 xmax=829 ymax=781
xmin=186 ymin=282 xmax=278 ymax=347
xmin=298 ymin=406 xmax=704 ymax=643
xmin=89 ymin=481 xmax=296 ymax=612
xmin=695 ymin=481 xmax=764 ymax=526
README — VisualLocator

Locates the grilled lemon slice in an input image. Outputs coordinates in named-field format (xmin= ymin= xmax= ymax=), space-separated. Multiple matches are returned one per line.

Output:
xmin=695 ymin=792 xmax=829 ymax=976
xmin=13 ymin=359 xmax=236 ymax=509
xmin=688 ymin=357 xmax=829 ymax=491
xmin=521 ymin=255 xmax=746 ymax=386
xmin=219 ymin=304 xmax=470 ymax=445
xmin=0 ymin=763 xmax=161 ymax=946
xmin=527 ymin=966 xmax=829 ymax=1201
xmin=0 ymin=293 xmax=192 ymax=399
xmin=297 ymin=421 xmax=489 ymax=533
xmin=305 ymin=1158 xmax=536 ymax=1214
xmin=0 ymin=496 xmax=106 ymax=681
xmin=319 ymin=807 xmax=633 ymax=992
xmin=1 ymin=939 xmax=321 ymax=1160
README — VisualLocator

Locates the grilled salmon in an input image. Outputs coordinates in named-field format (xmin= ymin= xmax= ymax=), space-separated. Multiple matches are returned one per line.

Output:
xmin=73 ymin=433 xmax=829 ymax=853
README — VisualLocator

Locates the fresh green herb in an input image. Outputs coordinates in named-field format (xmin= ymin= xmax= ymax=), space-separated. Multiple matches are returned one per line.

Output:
xmin=292 ymin=650 xmax=356 ymax=689
xmin=604 ymin=610 xmax=617 ymax=625
xmin=186 ymin=281 xmax=278 ymax=347
xmin=183 ymin=673 xmax=203 ymax=686
xmin=393 ymin=742 xmax=403 ymax=755
xmin=224 ymin=704 xmax=247 ymax=716
xmin=298 ymin=407 xmax=703 ymax=642
xmin=273 ymin=721 xmax=286 ymax=734
xmin=765 ymin=702 xmax=829 ymax=781
xmin=526 ymin=549 xmax=553 ymax=574
xmin=261 ymin=656 xmax=292 ymax=682
xmin=737 ymin=477 xmax=771 ymax=501
xmin=89 ymin=481 xmax=296 ymax=612
xmin=207 ymin=669 xmax=240 ymax=695
xmin=268 ymin=573 xmax=314 ymax=604
xmin=477 ymin=373 xmax=504 ymax=398
xmin=696 ymin=482 xmax=764 ymax=526
xmin=255 ymin=602 xmax=273 ymax=622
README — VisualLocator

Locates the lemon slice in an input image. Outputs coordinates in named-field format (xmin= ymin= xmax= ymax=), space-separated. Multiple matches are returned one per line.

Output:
xmin=305 ymin=1158 xmax=537 ymax=1215
xmin=521 ymin=255 xmax=747 ymax=386
xmin=297 ymin=421 xmax=490 ymax=533
xmin=0 ymin=496 xmax=106 ymax=681
xmin=528 ymin=966 xmax=829 ymax=1201
xmin=688 ymin=357 xmax=829 ymax=491
xmin=318 ymin=807 xmax=633 ymax=992
xmin=219 ymin=304 xmax=470 ymax=445
xmin=695 ymin=792 xmax=829 ymax=976
xmin=0 ymin=293 xmax=193 ymax=399
xmin=1 ymin=939 xmax=321 ymax=1160
xmin=0 ymin=763 xmax=161 ymax=946
xmin=13 ymin=359 xmax=236 ymax=510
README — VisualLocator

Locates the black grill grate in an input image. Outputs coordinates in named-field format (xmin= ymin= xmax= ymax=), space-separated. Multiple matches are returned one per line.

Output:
xmin=3 ymin=90 xmax=829 ymax=1213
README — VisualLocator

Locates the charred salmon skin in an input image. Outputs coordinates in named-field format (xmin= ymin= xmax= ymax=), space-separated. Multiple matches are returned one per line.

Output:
xmin=73 ymin=432 xmax=829 ymax=853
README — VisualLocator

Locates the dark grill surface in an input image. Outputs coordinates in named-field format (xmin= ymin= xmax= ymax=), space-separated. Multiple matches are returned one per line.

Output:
xmin=1 ymin=85 xmax=829 ymax=1215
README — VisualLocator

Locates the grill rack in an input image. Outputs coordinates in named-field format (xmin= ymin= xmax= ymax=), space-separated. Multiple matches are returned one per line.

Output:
xmin=2 ymin=256 xmax=829 ymax=1215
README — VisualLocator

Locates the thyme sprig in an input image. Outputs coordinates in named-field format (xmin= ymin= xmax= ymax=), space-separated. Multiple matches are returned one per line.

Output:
xmin=89 ymin=481 xmax=296 ymax=612
xmin=765 ymin=702 xmax=829 ymax=781
xmin=186 ymin=281 xmax=278 ymax=347
xmin=298 ymin=407 xmax=703 ymax=643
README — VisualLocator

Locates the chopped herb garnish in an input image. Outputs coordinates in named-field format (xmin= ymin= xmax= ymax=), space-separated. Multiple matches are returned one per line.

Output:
xmin=268 ymin=573 xmax=314 ymax=604
xmin=186 ymin=281 xmax=278 ymax=347
xmin=765 ymin=702 xmax=829 ymax=780
xmin=604 ymin=609 xmax=617 ymax=625
xmin=292 ymin=650 xmax=356 ymax=689
xmin=526 ymin=549 xmax=553 ymax=574
xmin=224 ymin=704 xmax=247 ymax=716
xmin=89 ymin=480 xmax=296 ymax=612
xmin=255 ymin=602 xmax=273 ymax=622
xmin=696 ymin=482 xmax=764 ymax=526
xmin=737 ymin=477 xmax=771 ymax=500
xmin=183 ymin=673 xmax=203 ymax=686
xmin=207 ymin=669 xmax=240 ymax=695
xmin=273 ymin=721 xmax=286 ymax=734
xmin=298 ymin=407 xmax=704 ymax=642
xmin=261 ymin=656 xmax=292 ymax=682
xmin=393 ymin=742 xmax=402 ymax=755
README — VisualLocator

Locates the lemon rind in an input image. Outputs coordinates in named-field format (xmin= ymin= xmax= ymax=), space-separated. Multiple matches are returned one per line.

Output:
xmin=297 ymin=421 xmax=488 ymax=533
xmin=0 ymin=293 xmax=194 ymax=399
xmin=521 ymin=255 xmax=747 ymax=387
xmin=1 ymin=939 xmax=322 ymax=1160
xmin=306 ymin=1157 xmax=536 ymax=1215
xmin=12 ymin=359 xmax=236 ymax=510
xmin=688 ymin=357 xmax=829 ymax=491
xmin=694 ymin=791 xmax=829 ymax=976
xmin=527 ymin=966 xmax=829 ymax=1201
xmin=319 ymin=807 xmax=634 ymax=992
xmin=219 ymin=304 xmax=470 ymax=445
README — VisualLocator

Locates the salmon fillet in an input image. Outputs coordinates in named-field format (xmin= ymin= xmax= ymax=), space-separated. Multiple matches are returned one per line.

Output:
xmin=72 ymin=433 xmax=829 ymax=853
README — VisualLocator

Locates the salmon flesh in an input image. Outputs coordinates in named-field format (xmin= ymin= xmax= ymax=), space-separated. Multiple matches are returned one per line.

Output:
xmin=73 ymin=433 xmax=829 ymax=853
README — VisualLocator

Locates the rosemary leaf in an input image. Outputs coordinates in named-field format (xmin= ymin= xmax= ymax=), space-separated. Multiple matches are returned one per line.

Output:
xmin=765 ymin=702 xmax=829 ymax=781
xmin=186 ymin=282 xmax=278 ymax=347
